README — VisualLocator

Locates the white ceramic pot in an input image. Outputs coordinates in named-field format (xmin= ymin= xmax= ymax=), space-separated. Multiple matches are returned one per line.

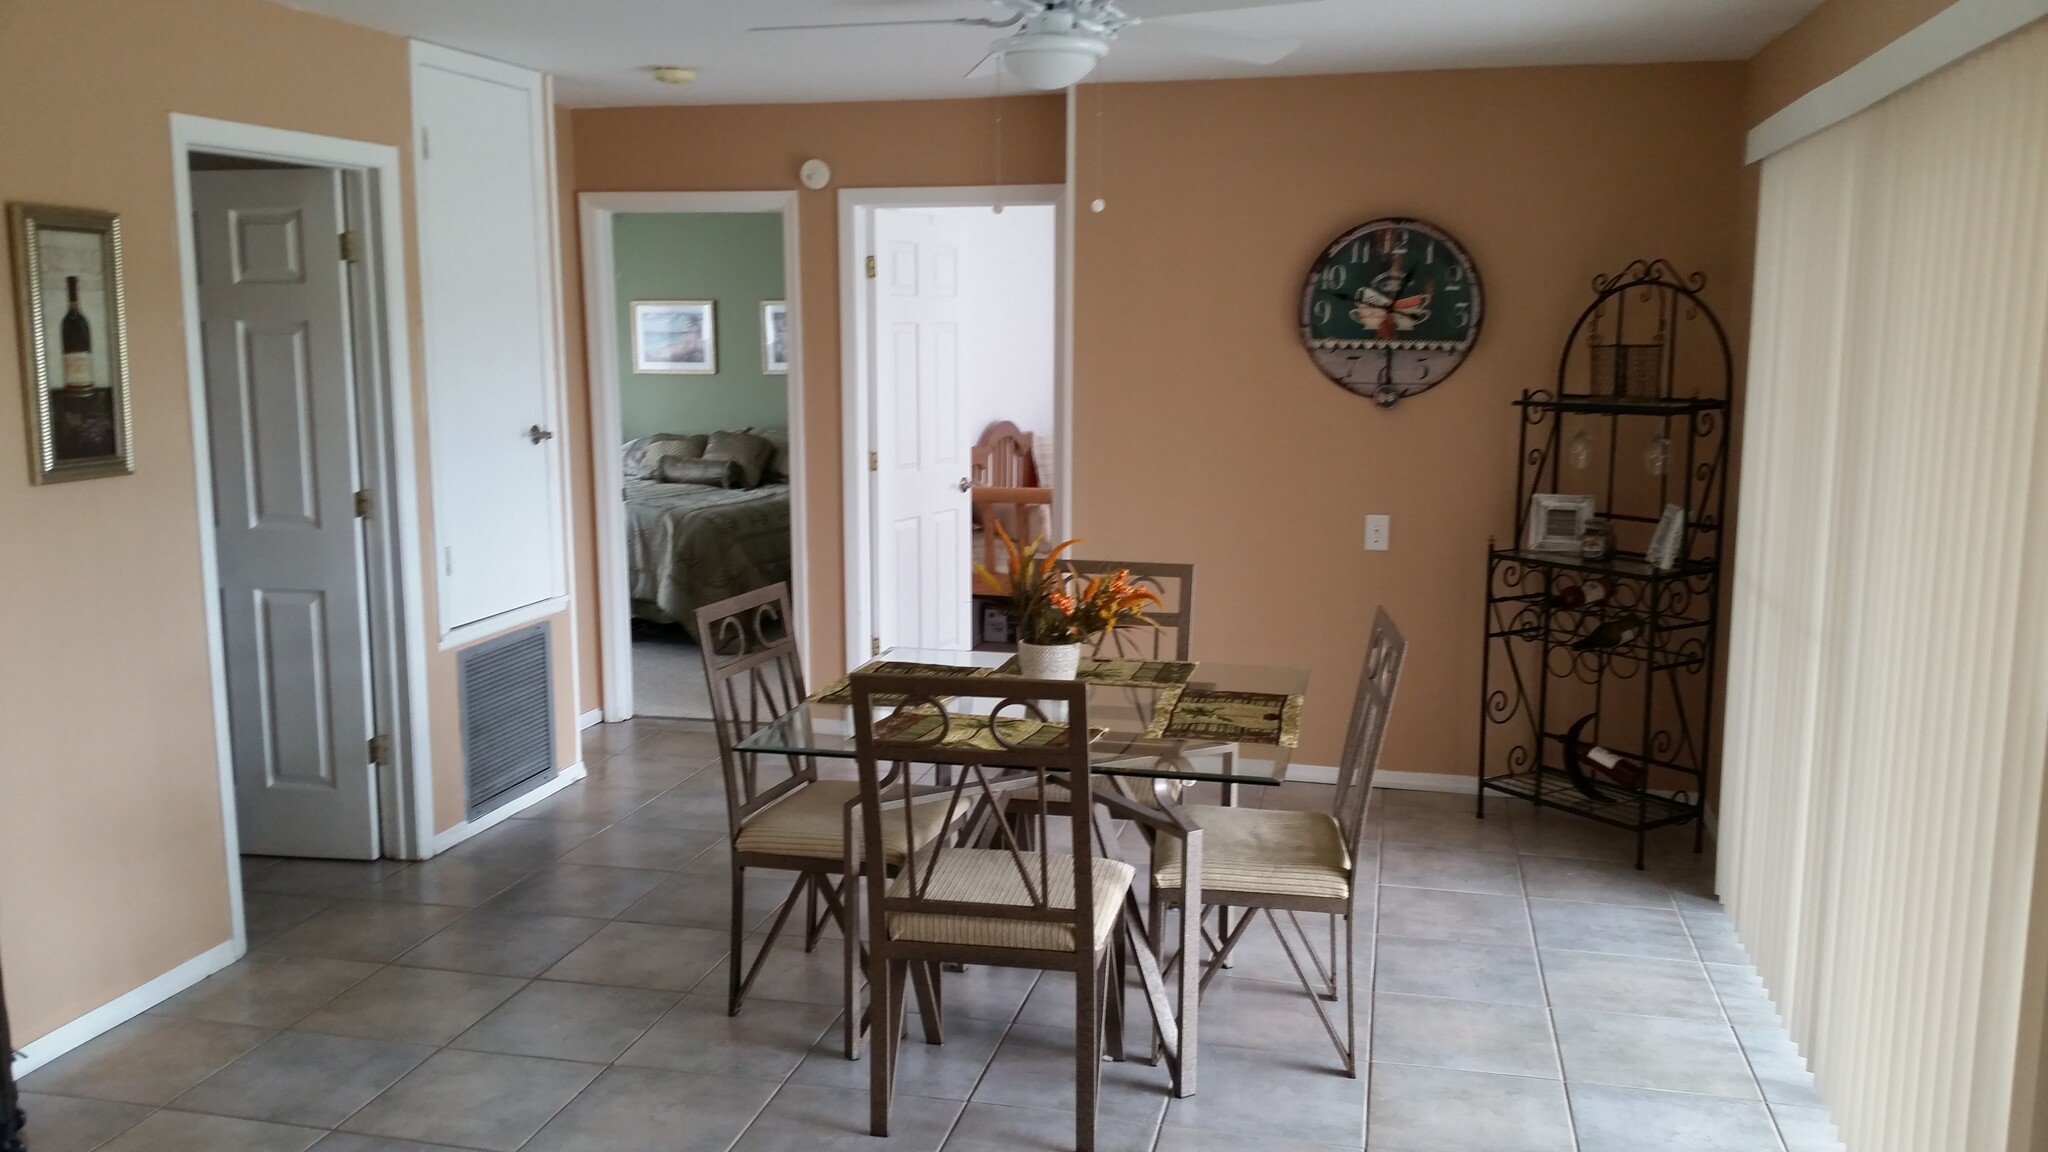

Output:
xmin=1017 ymin=640 xmax=1082 ymax=680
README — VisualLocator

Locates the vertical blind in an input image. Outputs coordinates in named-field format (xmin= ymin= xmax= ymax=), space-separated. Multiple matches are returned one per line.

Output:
xmin=1721 ymin=18 xmax=2048 ymax=1152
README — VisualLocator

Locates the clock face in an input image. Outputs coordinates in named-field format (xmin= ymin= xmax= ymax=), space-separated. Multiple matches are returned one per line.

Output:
xmin=1300 ymin=218 xmax=1484 ymax=407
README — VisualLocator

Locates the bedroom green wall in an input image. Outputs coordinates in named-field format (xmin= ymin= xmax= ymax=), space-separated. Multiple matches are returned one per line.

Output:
xmin=614 ymin=212 xmax=787 ymax=440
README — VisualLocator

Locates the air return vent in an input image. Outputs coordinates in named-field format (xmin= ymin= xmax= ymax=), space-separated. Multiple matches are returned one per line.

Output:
xmin=458 ymin=622 xmax=556 ymax=820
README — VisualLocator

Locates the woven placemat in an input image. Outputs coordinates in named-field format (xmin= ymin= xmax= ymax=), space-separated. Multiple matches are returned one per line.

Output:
xmin=1149 ymin=688 xmax=1303 ymax=748
xmin=989 ymin=657 xmax=1196 ymax=686
xmin=808 ymin=660 xmax=994 ymax=705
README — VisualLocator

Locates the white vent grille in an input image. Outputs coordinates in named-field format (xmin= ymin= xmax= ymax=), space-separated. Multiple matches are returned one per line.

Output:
xmin=458 ymin=623 xmax=556 ymax=820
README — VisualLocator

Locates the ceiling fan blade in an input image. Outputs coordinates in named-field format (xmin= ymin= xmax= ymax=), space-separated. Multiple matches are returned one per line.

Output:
xmin=1127 ymin=19 xmax=1301 ymax=64
xmin=1115 ymin=0 xmax=1308 ymax=17
xmin=965 ymin=49 xmax=1006 ymax=79
xmin=748 ymin=16 xmax=1006 ymax=32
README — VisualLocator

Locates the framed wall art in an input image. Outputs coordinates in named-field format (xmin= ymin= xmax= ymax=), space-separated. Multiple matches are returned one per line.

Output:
xmin=9 ymin=203 xmax=134 ymax=483
xmin=632 ymin=299 xmax=716 ymax=374
xmin=1526 ymin=493 xmax=1595 ymax=552
xmin=761 ymin=300 xmax=788 ymax=374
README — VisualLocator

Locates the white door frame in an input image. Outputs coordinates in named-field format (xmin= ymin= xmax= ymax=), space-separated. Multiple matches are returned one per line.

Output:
xmin=581 ymin=191 xmax=809 ymax=722
xmin=170 ymin=115 xmax=436 ymax=942
xmin=840 ymin=186 xmax=1070 ymax=668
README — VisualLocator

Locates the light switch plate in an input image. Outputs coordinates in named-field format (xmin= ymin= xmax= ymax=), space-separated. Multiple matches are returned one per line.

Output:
xmin=1365 ymin=514 xmax=1390 ymax=551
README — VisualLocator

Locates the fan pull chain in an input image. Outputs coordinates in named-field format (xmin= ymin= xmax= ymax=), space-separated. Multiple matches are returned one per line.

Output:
xmin=994 ymin=63 xmax=1006 ymax=214
xmin=1092 ymin=81 xmax=1108 ymax=213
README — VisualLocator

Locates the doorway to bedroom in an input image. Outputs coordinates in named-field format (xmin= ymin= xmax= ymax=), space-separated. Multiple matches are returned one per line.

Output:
xmin=583 ymin=195 xmax=803 ymax=723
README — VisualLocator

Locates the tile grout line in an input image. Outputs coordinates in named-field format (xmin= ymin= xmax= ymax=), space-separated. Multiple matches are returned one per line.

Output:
xmin=1675 ymin=907 xmax=1794 ymax=1152
xmin=1514 ymin=834 xmax=1584 ymax=1152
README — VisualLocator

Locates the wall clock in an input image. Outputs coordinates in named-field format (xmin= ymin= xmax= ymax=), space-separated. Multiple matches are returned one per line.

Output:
xmin=1299 ymin=217 xmax=1484 ymax=407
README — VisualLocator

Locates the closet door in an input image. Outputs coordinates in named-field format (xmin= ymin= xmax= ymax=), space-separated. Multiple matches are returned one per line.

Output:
xmin=411 ymin=43 xmax=564 ymax=631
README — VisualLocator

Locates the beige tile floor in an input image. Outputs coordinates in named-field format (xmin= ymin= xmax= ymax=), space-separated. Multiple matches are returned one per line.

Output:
xmin=18 ymin=718 xmax=1846 ymax=1152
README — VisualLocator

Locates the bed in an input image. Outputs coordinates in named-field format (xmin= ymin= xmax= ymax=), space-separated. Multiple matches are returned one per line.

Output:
xmin=623 ymin=432 xmax=793 ymax=639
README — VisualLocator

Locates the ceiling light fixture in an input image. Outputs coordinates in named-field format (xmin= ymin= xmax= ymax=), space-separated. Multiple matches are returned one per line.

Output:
xmin=1000 ymin=32 xmax=1109 ymax=91
xmin=649 ymin=66 xmax=697 ymax=85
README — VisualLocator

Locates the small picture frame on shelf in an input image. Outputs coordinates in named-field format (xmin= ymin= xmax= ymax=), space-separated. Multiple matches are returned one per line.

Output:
xmin=1527 ymin=493 xmax=1595 ymax=552
xmin=1646 ymin=504 xmax=1686 ymax=570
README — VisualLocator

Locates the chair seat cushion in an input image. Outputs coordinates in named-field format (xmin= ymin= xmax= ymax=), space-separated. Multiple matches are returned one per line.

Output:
xmin=734 ymin=779 xmax=951 ymax=864
xmin=887 ymin=849 xmax=1134 ymax=953
xmin=1152 ymin=805 xmax=1351 ymax=901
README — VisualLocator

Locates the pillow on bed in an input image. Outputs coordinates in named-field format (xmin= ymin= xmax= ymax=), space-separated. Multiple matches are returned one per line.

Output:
xmin=703 ymin=430 xmax=774 ymax=488
xmin=752 ymin=427 xmax=792 ymax=482
xmin=659 ymin=456 xmax=742 ymax=488
xmin=623 ymin=434 xmax=706 ymax=480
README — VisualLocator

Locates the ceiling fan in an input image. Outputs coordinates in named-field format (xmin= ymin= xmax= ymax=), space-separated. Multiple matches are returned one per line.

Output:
xmin=749 ymin=0 xmax=1308 ymax=91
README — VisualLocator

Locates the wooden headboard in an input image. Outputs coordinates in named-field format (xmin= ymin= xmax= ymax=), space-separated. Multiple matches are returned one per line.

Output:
xmin=971 ymin=420 xmax=1039 ymax=488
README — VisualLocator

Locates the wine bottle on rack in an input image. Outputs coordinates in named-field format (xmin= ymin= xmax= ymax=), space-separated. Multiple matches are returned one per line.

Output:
xmin=1550 ymin=579 xmax=1608 ymax=610
xmin=60 ymin=275 xmax=94 ymax=394
xmin=1583 ymin=744 xmax=1645 ymax=790
xmin=1572 ymin=612 xmax=1644 ymax=652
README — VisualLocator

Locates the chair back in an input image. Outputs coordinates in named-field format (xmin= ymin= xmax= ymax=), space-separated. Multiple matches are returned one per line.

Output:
xmin=1064 ymin=560 xmax=1195 ymax=662
xmin=694 ymin=583 xmax=811 ymax=839
xmin=1332 ymin=608 xmax=1406 ymax=854
xmin=850 ymin=674 xmax=1101 ymax=953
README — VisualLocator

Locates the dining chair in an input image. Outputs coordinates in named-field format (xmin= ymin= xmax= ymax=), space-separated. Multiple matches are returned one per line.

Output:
xmin=1148 ymin=607 xmax=1406 ymax=1077
xmin=1064 ymin=559 xmax=1194 ymax=663
xmin=694 ymin=584 xmax=955 ymax=1057
xmin=851 ymin=672 xmax=1185 ymax=1152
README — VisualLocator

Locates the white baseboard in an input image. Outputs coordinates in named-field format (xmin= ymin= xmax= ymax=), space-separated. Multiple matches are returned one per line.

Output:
xmin=578 ymin=708 xmax=603 ymax=731
xmin=428 ymin=761 xmax=587 ymax=856
xmin=12 ymin=938 xmax=240 ymax=1077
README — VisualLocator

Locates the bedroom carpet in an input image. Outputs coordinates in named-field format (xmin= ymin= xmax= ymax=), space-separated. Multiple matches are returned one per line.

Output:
xmin=632 ymin=631 xmax=713 ymax=720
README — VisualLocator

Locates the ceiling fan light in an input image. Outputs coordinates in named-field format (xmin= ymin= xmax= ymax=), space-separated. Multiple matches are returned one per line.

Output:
xmin=999 ymin=32 xmax=1108 ymax=90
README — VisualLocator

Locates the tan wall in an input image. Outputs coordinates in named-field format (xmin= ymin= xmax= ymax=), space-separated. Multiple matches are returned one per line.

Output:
xmin=559 ymin=108 xmax=603 ymax=718
xmin=1746 ymin=0 xmax=1957 ymax=123
xmin=569 ymin=97 xmax=1066 ymax=683
xmin=0 ymin=0 xmax=579 ymax=1044
xmin=1071 ymin=66 xmax=1751 ymax=768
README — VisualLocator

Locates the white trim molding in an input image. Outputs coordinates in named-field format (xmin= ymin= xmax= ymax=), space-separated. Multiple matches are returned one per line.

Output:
xmin=436 ymin=597 xmax=570 ymax=652
xmin=837 ymin=184 xmax=1070 ymax=671
xmin=11 ymin=940 xmax=239 ymax=1077
xmin=579 ymin=708 xmax=605 ymax=731
xmin=580 ymin=191 xmax=808 ymax=722
xmin=1747 ymin=0 xmax=2048 ymax=162
xmin=428 ymin=761 xmax=588 ymax=855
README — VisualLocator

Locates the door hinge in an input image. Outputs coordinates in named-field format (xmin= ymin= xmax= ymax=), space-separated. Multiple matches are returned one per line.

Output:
xmin=339 ymin=230 xmax=361 ymax=264
xmin=865 ymin=254 xmax=876 ymax=280
xmin=871 ymin=636 xmax=882 ymax=657
xmin=354 ymin=488 xmax=373 ymax=518
xmin=368 ymin=734 xmax=390 ymax=766
xmin=868 ymin=450 xmax=878 ymax=471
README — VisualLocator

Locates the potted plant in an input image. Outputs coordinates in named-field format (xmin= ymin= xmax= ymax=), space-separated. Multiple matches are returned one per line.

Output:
xmin=977 ymin=523 xmax=1161 ymax=679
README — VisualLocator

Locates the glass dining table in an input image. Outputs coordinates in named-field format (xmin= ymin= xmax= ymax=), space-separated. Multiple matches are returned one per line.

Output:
xmin=736 ymin=646 xmax=1313 ymax=1097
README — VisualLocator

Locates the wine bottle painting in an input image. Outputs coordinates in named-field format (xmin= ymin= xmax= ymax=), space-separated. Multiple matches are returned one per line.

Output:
xmin=10 ymin=203 xmax=132 ymax=483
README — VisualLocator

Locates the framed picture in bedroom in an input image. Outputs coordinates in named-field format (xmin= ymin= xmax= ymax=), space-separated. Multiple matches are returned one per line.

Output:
xmin=9 ymin=202 xmax=134 ymax=484
xmin=761 ymin=301 xmax=789 ymax=374
xmin=632 ymin=300 xmax=716 ymax=374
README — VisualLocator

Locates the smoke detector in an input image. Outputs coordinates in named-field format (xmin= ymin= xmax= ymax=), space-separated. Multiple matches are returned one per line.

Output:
xmin=649 ymin=66 xmax=697 ymax=86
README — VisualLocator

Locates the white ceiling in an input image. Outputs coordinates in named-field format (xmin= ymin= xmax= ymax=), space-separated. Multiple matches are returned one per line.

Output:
xmin=278 ymin=0 xmax=1820 ymax=107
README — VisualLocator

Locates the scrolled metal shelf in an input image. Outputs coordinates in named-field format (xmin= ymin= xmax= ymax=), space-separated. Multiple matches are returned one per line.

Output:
xmin=1480 ymin=769 xmax=1702 ymax=832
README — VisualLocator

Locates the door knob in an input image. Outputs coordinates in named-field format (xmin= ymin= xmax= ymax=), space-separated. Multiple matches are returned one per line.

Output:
xmin=528 ymin=424 xmax=555 ymax=445
xmin=956 ymin=477 xmax=972 ymax=493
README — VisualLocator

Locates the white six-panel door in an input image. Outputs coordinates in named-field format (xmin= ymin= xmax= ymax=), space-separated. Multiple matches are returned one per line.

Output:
xmin=194 ymin=168 xmax=380 ymax=860
xmin=872 ymin=210 xmax=972 ymax=652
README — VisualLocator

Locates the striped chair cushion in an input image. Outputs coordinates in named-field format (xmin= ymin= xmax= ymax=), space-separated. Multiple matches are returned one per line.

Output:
xmin=887 ymin=849 xmax=1133 ymax=953
xmin=1152 ymin=804 xmax=1351 ymax=901
xmin=734 ymin=780 xmax=955 ymax=864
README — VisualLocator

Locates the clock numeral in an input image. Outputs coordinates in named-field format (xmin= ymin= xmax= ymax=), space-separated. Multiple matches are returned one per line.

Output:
xmin=1413 ymin=357 xmax=1431 ymax=383
xmin=1313 ymin=299 xmax=1334 ymax=326
xmin=1453 ymin=301 xmax=1472 ymax=326
xmin=1426 ymin=240 xmax=1437 ymax=264
xmin=1320 ymin=265 xmax=1347 ymax=291
xmin=1445 ymin=262 xmax=1465 ymax=283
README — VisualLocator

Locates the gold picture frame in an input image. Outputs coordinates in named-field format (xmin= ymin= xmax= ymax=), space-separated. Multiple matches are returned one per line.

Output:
xmin=9 ymin=203 xmax=134 ymax=483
